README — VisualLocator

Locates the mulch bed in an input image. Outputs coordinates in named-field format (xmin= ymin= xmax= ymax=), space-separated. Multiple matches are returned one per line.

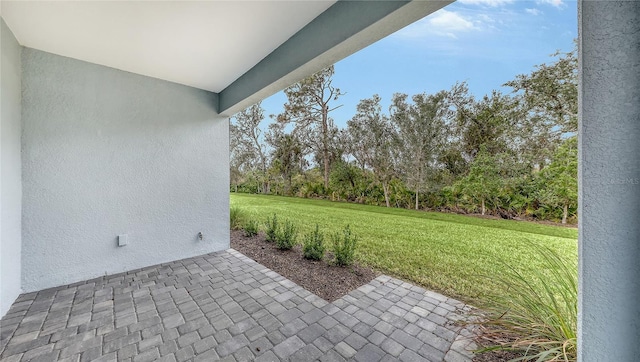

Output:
xmin=472 ymin=332 xmax=525 ymax=362
xmin=473 ymin=350 xmax=523 ymax=362
xmin=230 ymin=229 xmax=378 ymax=302
xmin=231 ymin=229 xmax=522 ymax=362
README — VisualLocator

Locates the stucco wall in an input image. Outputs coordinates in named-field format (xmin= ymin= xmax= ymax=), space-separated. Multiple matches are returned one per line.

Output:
xmin=21 ymin=48 xmax=229 ymax=292
xmin=578 ymin=1 xmax=640 ymax=360
xmin=1 ymin=18 xmax=23 ymax=317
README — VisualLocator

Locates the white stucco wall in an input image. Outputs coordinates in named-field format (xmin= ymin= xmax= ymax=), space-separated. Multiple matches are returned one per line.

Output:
xmin=578 ymin=1 xmax=640 ymax=360
xmin=1 ymin=18 xmax=23 ymax=317
xmin=21 ymin=48 xmax=229 ymax=292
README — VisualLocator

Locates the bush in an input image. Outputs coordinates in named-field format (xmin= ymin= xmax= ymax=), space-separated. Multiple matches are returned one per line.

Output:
xmin=477 ymin=243 xmax=577 ymax=361
xmin=230 ymin=206 xmax=247 ymax=230
xmin=264 ymin=214 xmax=278 ymax=242
xmin=302 ymin=224 xmax=325 ymax=260
xmin=243 ymin=220 xmax=259 ymax=237
xmin=275 ymin=219 xmax=298 ymax=250
xmin=332 ymin=225 xmax=357 ymax=266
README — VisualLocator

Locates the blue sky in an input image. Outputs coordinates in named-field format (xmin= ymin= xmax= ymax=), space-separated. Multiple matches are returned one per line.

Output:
xmin=260 ymin=0 xmax=577 ymax=128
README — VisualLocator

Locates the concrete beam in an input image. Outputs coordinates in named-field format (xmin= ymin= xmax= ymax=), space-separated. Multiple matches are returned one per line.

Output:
xmin=218 ymin=0 xmax=452 ymax=116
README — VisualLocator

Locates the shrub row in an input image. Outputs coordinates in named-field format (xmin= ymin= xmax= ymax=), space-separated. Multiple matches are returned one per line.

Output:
xmin=235 ymin=210 xmax=357 ymax=266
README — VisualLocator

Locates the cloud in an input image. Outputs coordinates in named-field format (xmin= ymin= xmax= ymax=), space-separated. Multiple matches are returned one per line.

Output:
xmin=426 ymin=9 xmax=476 ymax=38
xmin=392 ymin=7 xmax=502 ymax=40
xmin=458 ymin=0 xmax=514 ymax=6
xmin=525 ymin=8 xmax=542 ymax=15
xmin=477 ymin=13 xmax=499 ymax=27
xmin=536 ymin=0 xmax=565 ymax=8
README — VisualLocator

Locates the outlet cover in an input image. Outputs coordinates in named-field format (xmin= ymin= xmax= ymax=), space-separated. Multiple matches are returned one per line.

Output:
xmin=118 ymin=234 xmax=128 ymax=247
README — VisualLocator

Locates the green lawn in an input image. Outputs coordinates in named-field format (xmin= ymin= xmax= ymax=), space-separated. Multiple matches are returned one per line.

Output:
xmin=231 ymin=193 xmax=578 ymax=305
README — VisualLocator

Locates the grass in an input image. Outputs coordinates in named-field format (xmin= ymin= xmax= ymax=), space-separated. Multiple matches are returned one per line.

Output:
xmin=479 ymin=243 xmax=577 ymax=361
xmin=229 ymin=205 xmax=248 ymax=230
xmin=231 ymin=193 xmax=577 ymax=305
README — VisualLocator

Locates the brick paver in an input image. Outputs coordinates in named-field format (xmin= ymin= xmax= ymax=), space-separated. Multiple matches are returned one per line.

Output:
xmin=0 ymin=249 xmax=477 ymax=361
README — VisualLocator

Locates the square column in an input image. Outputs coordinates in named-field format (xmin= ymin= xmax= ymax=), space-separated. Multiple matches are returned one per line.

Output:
xmin=578 ymin=1 xmax=640 ymax=360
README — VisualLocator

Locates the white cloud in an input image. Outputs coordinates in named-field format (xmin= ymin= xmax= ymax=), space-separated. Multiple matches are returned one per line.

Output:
xmin=393 ymin=8 xmax=500 ymax=40
xmin=427 ymin=9 xmax=476 ymax=38
xmin=525 ymin=8 xmax=543 ymax=15
xmin=477 ymin=13 xmax=496 ymax=23
xmin=536 ymin=0 xmax=565 ymax=8
xmin=458 ymin=0 xmax=514 ymax=6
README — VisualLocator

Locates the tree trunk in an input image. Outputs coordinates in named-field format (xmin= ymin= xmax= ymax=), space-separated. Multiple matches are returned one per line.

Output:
xmin=481 ymin=198 xmax=486 ymax=215
xmin=382 ymin=182 xmax=390 ymax=208
xmin=562 ymin=202 xmax=568 ymax=224
xmin=414 ymin=167 xmax=421 ymax=210
xmin=322 ymin=108 xmax=330 ymax=191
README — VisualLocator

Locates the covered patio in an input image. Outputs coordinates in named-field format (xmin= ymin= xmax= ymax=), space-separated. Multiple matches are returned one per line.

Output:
xmin=1 ymin=1 xmax=638 ymax=361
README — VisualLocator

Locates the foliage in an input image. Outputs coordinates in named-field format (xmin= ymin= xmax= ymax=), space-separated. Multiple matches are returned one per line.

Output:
xmin=231 ymin=193 xmax=577 ymax=303
xmin=264 ymin=213 xmax=278 ymax=242
xmin=538 ymin=137 xmax=578 ymax=224
xmin=275 ymin=65 xmax=344 ymax=190
xmin=456 ymin=146 xmax=503 ymax=215
xmin=348 ymin=95 xmax=397 ymax=207
xmin=332 ymin=225 xmax=357 ymax=266
xmin=230 ymin=206 xmax=247 ymax=230
xmin=230 ymin=102 xmax=270 ymax=193
xmin=230 ymin=45 xmax=579 ymax=223
xmin=266 ymin=123 xmax=306 ymax=195
xmin=448 ymin=85 xmax=515 ymax=159
xmin=478 ymin=243 xmax=577 ymax=361
xmin=505 ymin=45 xmax=578 ymax=135
xmin=243 ymin=219 xmax=259 ymax=237
xmin=391 ymin=91 xmax=449 ymax=210
xmin=329 ymin=160 xmax=364 ymax=202
xmin=302 ymin=224 xmax=326 ymax=260
xmin=276 ymin=219 xmax=298 ymax=250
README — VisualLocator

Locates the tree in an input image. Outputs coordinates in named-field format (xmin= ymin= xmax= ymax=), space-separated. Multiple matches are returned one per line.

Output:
xmin=504 ymin=44 xmax=577 ymax=135
xmin=230 ymin=102 xmax=270 ymax=193
xmin=508 ymin=106 xmax=561 ymax=172
xmin=448 ymin=82 xmax=514 ymax=160
xmin=229 ymin=120 xmax=244 ymax=193
xmin=226 ymin=47 xmax=579 ymax=223
xmin=538 ymin=137 xmax=578 ymax=224
xmin=309 ymin=119 xmax=346 ymax=183
xmin=391 ymin=91 xmax=449 ymax=210
xmin=229 ymin=163 xmax=242 ymax=193
xmin=276 ymin=66 xmax=344 ymax=190
xmin=329 ymin=160 xmax=365 ymax=202
xmin=347 ymin=95 xmax=397 ymax=207
xmin=457 ymin=146 xmax=502 ymax=215
xmin=346 ymin=126 xmax=368 ymax=172
xmin=266 ymin=123 xmax=305 ymax=195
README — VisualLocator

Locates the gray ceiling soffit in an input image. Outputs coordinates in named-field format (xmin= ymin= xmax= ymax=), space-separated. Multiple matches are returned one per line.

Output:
xmin=218 ymin=0 xmax=452 ymax=116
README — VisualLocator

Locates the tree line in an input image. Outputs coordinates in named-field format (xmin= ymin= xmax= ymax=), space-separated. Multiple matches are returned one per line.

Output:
xmin=231 ymin=45 xmax=577 ymax=224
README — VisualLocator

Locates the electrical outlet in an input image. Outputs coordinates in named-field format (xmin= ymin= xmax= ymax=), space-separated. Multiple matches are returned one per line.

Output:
xmin=118 ymin=234 xmax=128 ymax=247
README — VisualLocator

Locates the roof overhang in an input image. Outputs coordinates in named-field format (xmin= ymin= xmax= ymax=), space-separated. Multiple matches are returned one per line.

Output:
xmin=1 ymin=0 xmax=452 ymax=116
xmin=217 ymin=0 xmax=452 ymax=115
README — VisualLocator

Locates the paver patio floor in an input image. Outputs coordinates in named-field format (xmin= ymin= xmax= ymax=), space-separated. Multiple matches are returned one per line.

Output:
xmin=0 ymin=249 xmax=476 ymax=362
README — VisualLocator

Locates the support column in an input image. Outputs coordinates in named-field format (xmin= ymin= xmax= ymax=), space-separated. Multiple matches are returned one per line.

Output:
xmin=578 ymin=1 xmax=640 ymax=361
